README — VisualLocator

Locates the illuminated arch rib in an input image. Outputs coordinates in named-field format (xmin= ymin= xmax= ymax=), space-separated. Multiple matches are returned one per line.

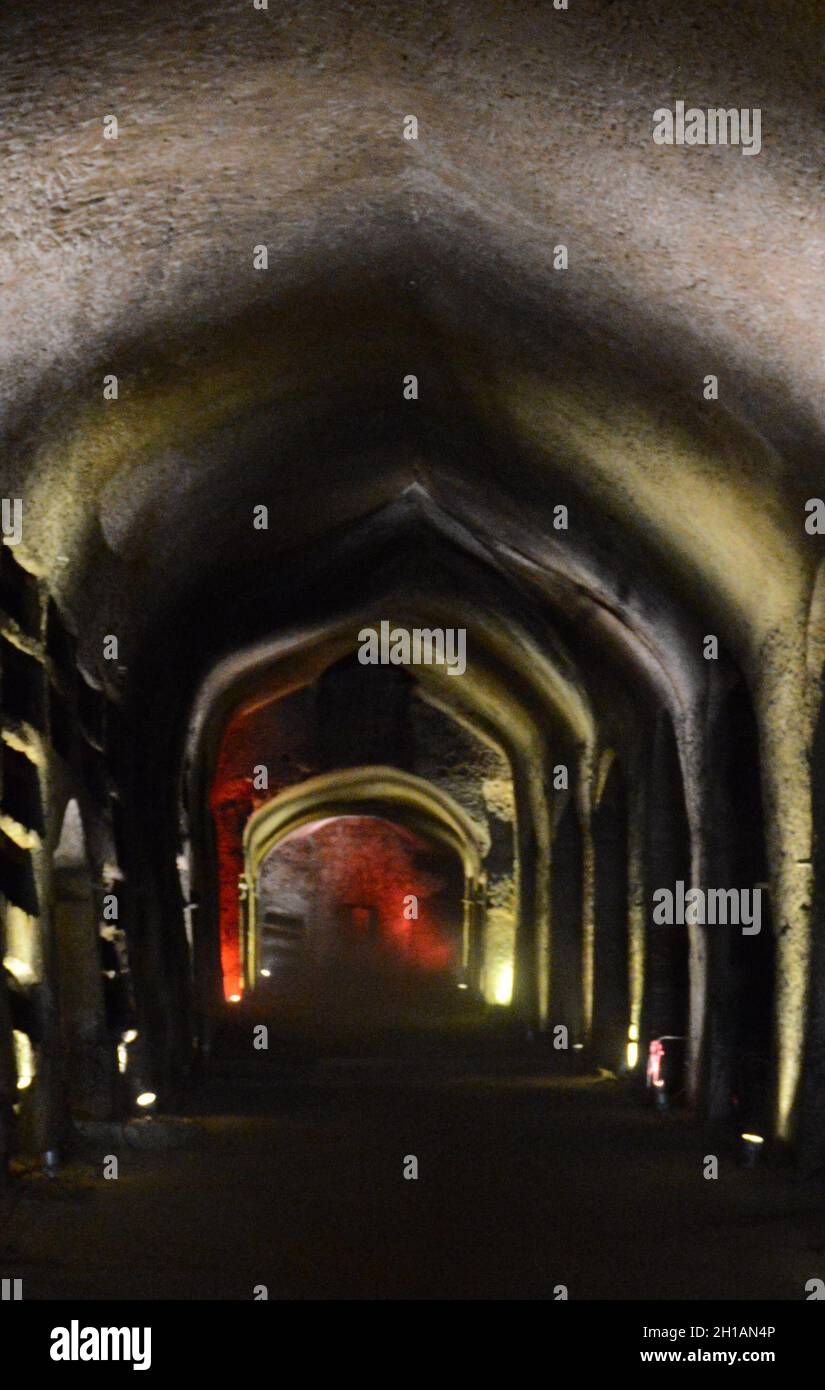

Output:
xmin=242 ymin=767 xmax=487 ymax=991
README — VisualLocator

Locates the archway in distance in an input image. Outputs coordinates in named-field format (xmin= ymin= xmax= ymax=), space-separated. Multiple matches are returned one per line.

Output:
xmin=241 ymin=767 xmax=487 ymax=996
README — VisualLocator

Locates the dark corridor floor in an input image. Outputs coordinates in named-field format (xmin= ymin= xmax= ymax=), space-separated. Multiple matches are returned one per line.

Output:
xmin=4 ymin=1059 xmax=825 ymax=1301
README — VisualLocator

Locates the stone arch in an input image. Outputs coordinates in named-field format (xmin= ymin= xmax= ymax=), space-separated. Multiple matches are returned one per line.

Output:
xmin=255 ymin=813 xmax=466 ymax=991
xmin=181 ymin=559 xmax=585 ymax=1017
xmin=242 ymin=767 xmax=486 ymax=994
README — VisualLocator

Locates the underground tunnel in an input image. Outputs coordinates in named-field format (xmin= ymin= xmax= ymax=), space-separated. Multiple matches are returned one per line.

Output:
xmin=1 ymin=0 xmax=825 ymax=1335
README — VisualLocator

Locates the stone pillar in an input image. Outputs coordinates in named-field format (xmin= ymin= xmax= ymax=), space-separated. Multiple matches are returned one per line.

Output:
xmin=641 ymin=713 xmax=691 ymax=1093
xmin=549 ymin=800 xmax=584 ymax=1043
xmin=799 ymin=681 xmax=825 ymax=1166
xmin=703 ymin=679 xmax=774 ymax=1126
xmin=592 ymin=763 xmax=630 ymax=1072
xmin=53 ymin=862 xmax=111 ymax=1119
xmin=512 ymin=810 xmax=539 ymax=1026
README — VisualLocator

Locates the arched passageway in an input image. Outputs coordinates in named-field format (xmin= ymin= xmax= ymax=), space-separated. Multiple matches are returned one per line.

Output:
xmin=257 ymin=816 xmax=463 ymax=979
xmin=2 ymin=0 xmax=825 ymax=1311
xmin=249 ymin=814 xmax=465 ymax=1038
xmin=242 ymin=768 xmax=485 ymax=1001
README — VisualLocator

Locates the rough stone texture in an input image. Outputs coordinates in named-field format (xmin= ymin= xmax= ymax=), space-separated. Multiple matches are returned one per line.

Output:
xmin=0 ymin=0 xmax=824 ymax=1149
xmin=206 ymin=660 xmax=511 ymax=1000
xmin=258 ymin=815 xmax=460 ymax=975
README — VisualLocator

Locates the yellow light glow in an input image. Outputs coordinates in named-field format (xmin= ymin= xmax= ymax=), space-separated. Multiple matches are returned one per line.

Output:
xmin=117 ymin=1043 xmax=129 ymax=1074
xmin=136 ymin=1091 xmax=156 ymax=1108
xmin=4 ymin=953 xmax=36 ymax=986
xmin=260 ymin=969 xmax=271 ymax=978
xmin=628 ymin=1024 xmax=639 ymax=1041
xmin=626 ymin=1041 xmax=638 ymax=1069
xmin=457 ymin=982 xmax=468 ymax=990
xmin=493 ymin=962 xmax=513 ymax=1005
xmin=1 ymin=728 xmax=44 ymax=767
xmin=0 ymin=811 xmax=40 ymax=852
xmin=122 ymin=1028 xmax=138 ymax=1044
xmin=5 ymin=906 xmax=41 ymax=984
xmin=12 ymin=1030 xmax=34 ymax=1090
xmin=742 ymin=1133 xmax=764 ymax=1144
xmin=228 ymin=993 xmax=241 ymax=1003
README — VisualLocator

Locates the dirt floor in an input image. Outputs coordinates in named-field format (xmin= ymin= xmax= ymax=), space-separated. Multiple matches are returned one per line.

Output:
xmin=3 ymin=1053 xmax=825 ymax=1301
